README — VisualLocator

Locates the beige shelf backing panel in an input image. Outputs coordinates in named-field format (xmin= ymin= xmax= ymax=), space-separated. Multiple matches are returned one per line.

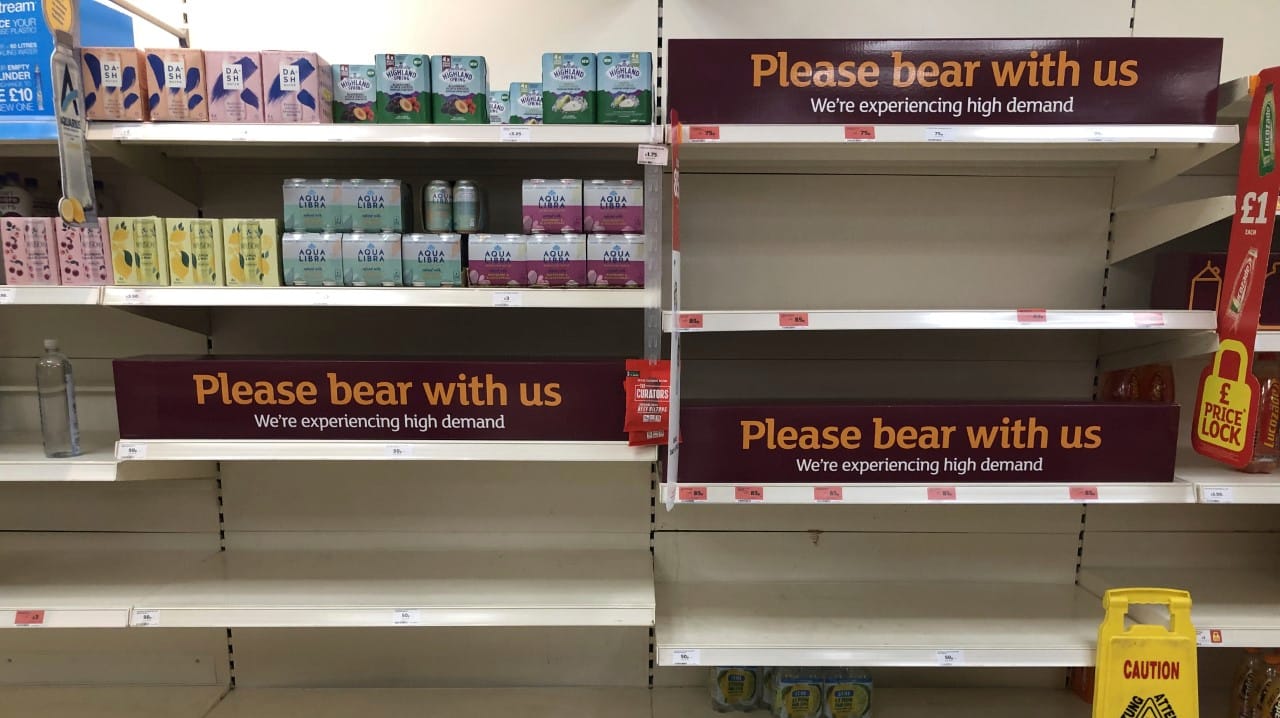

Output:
xmin=0 ymin=686 xmax=227 ymax=718
xmin=0 ymin=627 xmax=230 ymax=686
xmin=0 ymin=478 xmax=219 ymax=532
xmin=655 ymin=686 xmax=1089 ymax=718
xmin=220 ymin=460 xmax=652 ymax=538
xmin=656 ymin=503 xmax=1084 ymax=533
xmin=207 ymin=687 xmax=650 ymax=718
xmin=228 ymin=626 xmax=650 ymax=688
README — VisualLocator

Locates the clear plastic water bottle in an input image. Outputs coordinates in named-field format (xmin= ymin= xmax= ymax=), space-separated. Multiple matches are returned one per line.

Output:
xmin=36 ymin=339 xmax=81 ymax=458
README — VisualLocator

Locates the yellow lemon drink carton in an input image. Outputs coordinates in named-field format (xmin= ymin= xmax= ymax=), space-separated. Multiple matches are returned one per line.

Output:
xmin=773 ymin=670 xmax=824 ymax=718
xmin=166 ymin=218 xmax=223 ymax=285
xmin=822 ymin=669 xmax=871 ymax=718
xmin=109 ymin=217 xmax=168 ymax=286
xmin=223 ymin=219 xmax=280 ymax=286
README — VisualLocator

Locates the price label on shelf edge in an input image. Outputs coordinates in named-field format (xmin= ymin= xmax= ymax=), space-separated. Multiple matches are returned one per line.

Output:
xmin=925 ymin=127 xmax=956 ymax=142
xmin=927 ymin=486 xmax=957 ymax=501
xmin=735 ymin=485 xmax=765 ymax=503
xmin=392 ymin=608 xmax=422 ymax=626
xmin=638 ymin=144 xmax=669 ymax=166
xmin=500 ymin=126 xmax=531 ymax=143
xmin=935 ymin=649 xmax=965 ymax=666
xmin=688 ymin=126 xmax=720 ymax=142
xmin=670 ymin=648 xmax=701 ymax=665
xmin=678 ymin=313 xmax=705 ymax=330
xmin=0 ymin=288 xmax=13 ymax=304
xmin=1016 ymin=308 xmax=1048 ymax=323
xmin=13 ymin=610 xmax=44 ymax=626
xmin=492 ymin=291 xmax=523 ymax=307
xmin=132 ymin=609 xmax=159 ymax=627
xmin=814 ymin=486 xmax=843 ymax=502
xmin=384 ymin=444 xmax=413 ymax=459
xmin=1195 ymin=628 xmax=1224 ymax=646
xmin=1201 ymin=486 xmax=1235 ymax=503
xmin=678 ymin=486 xmax=707 ymax=502
xmin=844 ymin=125 xmax=876 ymax=141
xmin=778 ymin=312 xmax=810 ymax=328
xmin=1069 ymin=485 xmax=1100 ymax=501
xmin=116 ymin=442 xmax=147 ymax=460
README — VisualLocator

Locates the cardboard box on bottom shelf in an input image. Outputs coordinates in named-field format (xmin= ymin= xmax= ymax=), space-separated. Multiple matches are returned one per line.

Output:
xmin=2 ymin=217 xmax=58 ymax=284
xmin=1151 ymin=252 xmax=1280 ymax=328
xmin=108 ymin=217 xmax=168 ymax=286
xmin=222 ymin=219 xmax=280 ymax=286
xmin=677 ymin=402 xmax=1180 ymax=484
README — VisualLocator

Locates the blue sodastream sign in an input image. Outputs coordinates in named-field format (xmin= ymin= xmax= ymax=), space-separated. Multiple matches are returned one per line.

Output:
xmin=0 ymin=0 xmax=131 ymax=138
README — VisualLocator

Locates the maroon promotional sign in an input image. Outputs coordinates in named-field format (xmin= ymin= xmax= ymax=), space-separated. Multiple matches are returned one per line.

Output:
xmin=667 ymin=38 xmax=1223 ymax=125
xmin=678 ymin=403 xmax=1179 ymax=483
xmin=113 ymin=356 xmax=627 ymax=441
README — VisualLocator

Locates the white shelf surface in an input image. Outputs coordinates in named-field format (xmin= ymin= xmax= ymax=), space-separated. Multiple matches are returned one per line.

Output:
xmin=664 ymin=481 xmax=1194 ymax=505
xmin=655 ymin=686 xmax=1089 ymax=718
xmin=656 ymin=581 xmax=1099 ymax=667
xmin=130 ymin=549 xmax=654 ymax=628
xmin=1174 ymin=451 xmax=1280 ymax=504
xmin=0 ymin=686 xmax=227 ymax=718
xmin=101 ymin=285 xmax=648 ymax=308
xmin=115 ymin=439 xmax=656 ymax=463
xmin=1099 ymin=330 xmax=1280 ymax=371
xmin=665 ymin=309 xmax=1211 ymax=333
xmin=1079 ymin=567 xmax=1280 ymax=648
xmin=0 ymin=435 xmax=214 ymax=482
xmin=88 ymin=122 xmax=659 ymax=147
xmin=208 ymin=687 xmax=651 ymax=718
xmin=0 ymin=286 xmax=102 ymax=305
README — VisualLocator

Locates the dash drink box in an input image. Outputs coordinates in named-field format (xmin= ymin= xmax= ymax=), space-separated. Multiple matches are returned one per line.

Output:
xmin=1151 ymin=252 xmax=1280 ymax=328
xmin=677 ymin=402 xmax=1179 ymax=484
xmin=113 ymin=357 xmax=627 ymax=441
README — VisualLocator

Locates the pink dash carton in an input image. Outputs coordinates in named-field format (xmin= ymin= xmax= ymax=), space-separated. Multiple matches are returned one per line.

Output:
xmin=587 ymin=233 xmax=644 ymax=288
xmin=205 ymin=51 xmax=264 ymax=123
xmin=467 ymin=233 xmax=526 ymax=287
xmin=82 ymin=47 xmax=149 ymax=121
xmin=262 ymin=51 xmax=333 ymax=123
xmin=521 ymin=178 xmax=583 ymax=234
xmin=526 ymin=234 xmax=585 ymax=287
xmin=144 ymin=48 xmax=208 ymax=121
xmin=2 ymin=218 xmax=59 ymax=285
xmin=55 ymin=218 xmax=111 ymax=285
xmin=583 ymin=179 xmax=643 ymax=234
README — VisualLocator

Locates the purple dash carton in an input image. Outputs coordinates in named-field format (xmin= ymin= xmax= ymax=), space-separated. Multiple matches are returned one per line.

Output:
xmin=467 ymin=233 xmax=525 ymax=287
xmin=526 ymin=233 xmax=585 ymax=287
xmin=205 ymin=51 xmax=264 ymax=123
xmin=588 ymin=233 xmax=644 ymax=288
xmin=262 ymin=51 xmax=333 ymax=123
xmin=583 ymin=179 xmax=643 ymax=234
xmin=521 ymin=179 xmax=583 ymax=234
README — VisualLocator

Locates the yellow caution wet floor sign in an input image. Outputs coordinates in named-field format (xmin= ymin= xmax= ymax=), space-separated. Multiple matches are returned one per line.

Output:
xmin=1093 ymin=588 xmax=1198 ymax=718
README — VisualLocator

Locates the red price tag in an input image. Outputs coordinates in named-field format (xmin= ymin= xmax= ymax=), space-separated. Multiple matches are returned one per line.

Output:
xmin=735 ymin=486 xmax=764 ymax=503
xmin=1069 ymin=485 xmax=1099 ymax=501
xmin=1135 ymin=312 xmax=1166 ymax=327
xmin=678 ymin=486 xmax=708 ymax=502
xmin=689 ymin=126 xmax=720 ymax=142
xmin=678 ymin=313 xmax=705 ymax=329
xmin=927 ymin=486 xmax=957 ymax=501
xmin=1016 ymin=308 xmax=1048 ymax=323
xmin=1211 ymin=629 xmax=1223 ymax=644
xmin=844 ymin=125 xmax=876 ymax=141
xmin=778 ymin=312 xmax=810 ymax=328
xmin=814 ymin=486 xmax=843 ymax=502
xmin=14 ymin=610 xmax=44 ymax=626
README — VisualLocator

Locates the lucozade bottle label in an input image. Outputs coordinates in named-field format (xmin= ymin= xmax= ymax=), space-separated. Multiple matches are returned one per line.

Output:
xmin=1092 ymin=588 xmax=1198 ymax=718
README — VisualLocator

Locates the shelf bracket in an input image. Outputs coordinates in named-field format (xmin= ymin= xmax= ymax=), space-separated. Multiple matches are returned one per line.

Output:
xmin=1114 ymin=141 xmax=1236 ymax=206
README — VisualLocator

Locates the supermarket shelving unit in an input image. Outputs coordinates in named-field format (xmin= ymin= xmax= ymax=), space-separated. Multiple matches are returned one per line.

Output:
xmin=2 ymin=0 xmax=1277 ymax=715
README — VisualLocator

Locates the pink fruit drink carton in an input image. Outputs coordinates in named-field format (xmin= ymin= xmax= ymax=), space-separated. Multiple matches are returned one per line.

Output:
xmin=521 ymin=178 xmax=583 ymax=234
xmin=2 ymin=218 xmax=59 ymax=285
xmin=205 ymin=51 xmax=265 ymax=123
xmin=262 ymin=51 xmax=333 ymax=123
xmin=467 ymin=233 xmax=526 ymax=287
xmin=82 ymin=48 xmax=149 ymax=121
xmin=583 ymin=179 xmax=643 ymax=234
xmin=55 ymin=218 xmax=112 ymax=285
xmin=526 ymin=234 xmax=585 ymax=287
xmin=587 ymin=233 xmax=645 ymax=288
xmin=143 ymin=48 xmax=208 ymax=121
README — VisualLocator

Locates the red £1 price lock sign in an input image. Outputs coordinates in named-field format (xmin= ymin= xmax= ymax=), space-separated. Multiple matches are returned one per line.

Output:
xmin=1193 ymin=68 xmax=1280 ymax=467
